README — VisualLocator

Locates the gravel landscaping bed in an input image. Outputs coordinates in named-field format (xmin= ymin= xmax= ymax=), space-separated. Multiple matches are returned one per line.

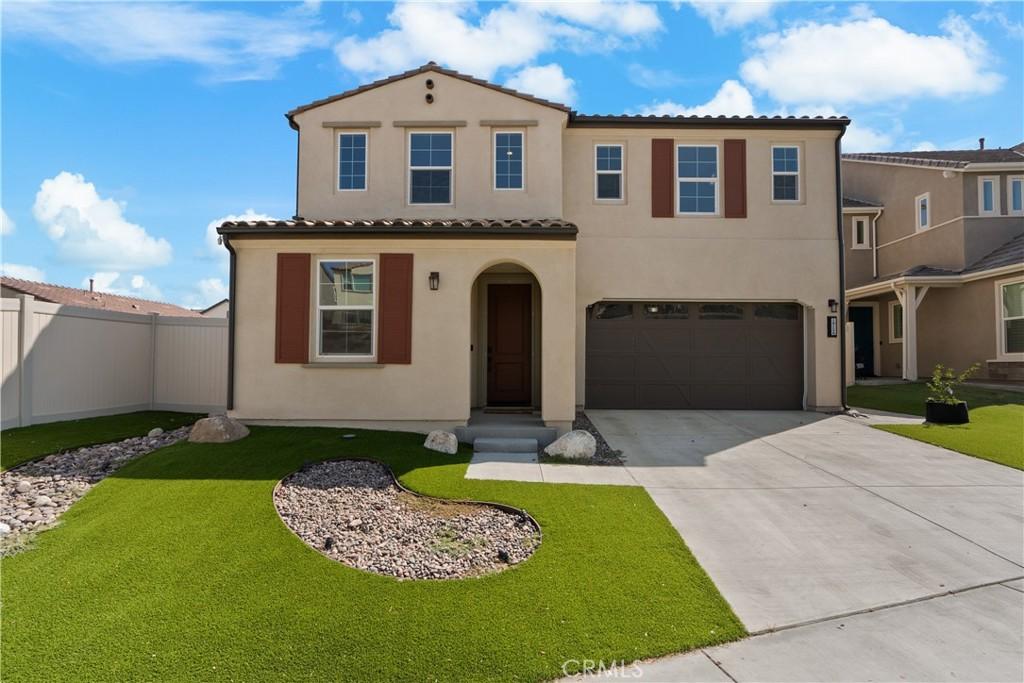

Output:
xmin=570 ymin=411 xmax=625 ymax=465
xmin=274 ymin=459 xmax=540 ymax=580
xmin=0 ymin=427 xmax=190 ymax=555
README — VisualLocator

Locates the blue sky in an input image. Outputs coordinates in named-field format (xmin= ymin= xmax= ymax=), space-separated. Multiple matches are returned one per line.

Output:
xmin=2 ymin=1 xmax=1021 ymax=307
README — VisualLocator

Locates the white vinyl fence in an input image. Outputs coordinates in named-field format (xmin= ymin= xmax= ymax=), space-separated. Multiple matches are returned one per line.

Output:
xmin=1 ymin=295 xmax=227 ymax=429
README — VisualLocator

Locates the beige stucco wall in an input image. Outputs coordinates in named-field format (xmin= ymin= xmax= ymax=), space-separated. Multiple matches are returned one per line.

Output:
xmin=229 ymin=237 xmax=576 ymax=429
xmin=293 ymin=72 xmax=567 ymax=220
xmin=564 ymin=128 xmax=844 ymax=409
xmin=844 ymin=213 xmax=876 ymax=288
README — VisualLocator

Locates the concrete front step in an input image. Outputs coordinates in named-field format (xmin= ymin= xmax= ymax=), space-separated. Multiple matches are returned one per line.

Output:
xmin=473 ymin=437 xmax=538 ymax=454
xmin=455 ymin=425 xmax=558 ymax=449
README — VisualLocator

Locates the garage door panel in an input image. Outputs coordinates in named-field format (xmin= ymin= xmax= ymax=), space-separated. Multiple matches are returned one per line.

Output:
xmin=586 ymin=301 xmax=804 ymax=410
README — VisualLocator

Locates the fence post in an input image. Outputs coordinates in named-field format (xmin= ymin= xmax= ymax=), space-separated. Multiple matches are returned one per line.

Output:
xmin=149 ymin=313 xmax=158 ymax=409
xmin=17 ymin=294 xmax=35 ymax=427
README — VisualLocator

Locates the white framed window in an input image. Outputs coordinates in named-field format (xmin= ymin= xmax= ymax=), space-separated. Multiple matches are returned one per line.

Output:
xmin=408 ymin=131 xmax=453 ymax=205
xmin=889 ymin=300 xmax=904 ymax=343
xmin=1009 ymin=176 xmax=1024 ymax=216
xmin=852 ymin=216 xmax=870 ymax=249
xmin=996 ymin=276 xmax=1024 ymax=360
xmin=771 ymin=145 xmax=800 ymax=202
xmin=594 ymin=144 xmax=624 ymax=200
xmin=677 ymin=144 xmax=719 ymax=215
xmin=316 ymin=259 xmax=376 ymax=359
xmin=978 ymin=176 xmax=1000 ymax=216
xmin=338 ymin=132 xmax=367 ymax=191
xmin=494 ymin=131 xmax=524 ymax=190
xmin=915 ymin=192 xmax=930 ymax=231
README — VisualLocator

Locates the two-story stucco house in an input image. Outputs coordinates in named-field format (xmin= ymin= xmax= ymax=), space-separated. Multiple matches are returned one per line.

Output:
xmin=843 ymin=142 xmax=1024 ymax=382
xmin=217 ymin=63 xmax=849 ymax=436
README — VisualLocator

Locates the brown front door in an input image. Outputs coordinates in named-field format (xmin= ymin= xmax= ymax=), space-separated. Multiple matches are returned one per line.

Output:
xmin=487 ymin=284 xmax=532 ymax=406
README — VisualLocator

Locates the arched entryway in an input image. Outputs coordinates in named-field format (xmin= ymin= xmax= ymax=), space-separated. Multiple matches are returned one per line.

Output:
xmin=470 ymin=263 xmax=543 ymax=411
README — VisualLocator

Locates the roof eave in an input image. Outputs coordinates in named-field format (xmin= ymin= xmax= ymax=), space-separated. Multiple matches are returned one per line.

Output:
xmin=568 ymin=115 xmax=850 ymax=130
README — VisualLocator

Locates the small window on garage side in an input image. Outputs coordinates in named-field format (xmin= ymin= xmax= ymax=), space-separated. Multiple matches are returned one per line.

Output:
xmin=852 ymin=216 xmax=870 ymax=249
xmin=915 ymin=193 xmax=930 ymax=231
xmin=643 ymin=303 xmax=689 ymax=319
xmin=595 ymin=144 xmax=623 ymax=200
xmin=754 ymin=303 xmax=798 ymax=320
xmin=699 ymin=303 xmax=744 ymax=320
xmin=592 ymin=302 xmax=634 ymax=319
xmin=318 ymin=259 xmax=375 ymax=358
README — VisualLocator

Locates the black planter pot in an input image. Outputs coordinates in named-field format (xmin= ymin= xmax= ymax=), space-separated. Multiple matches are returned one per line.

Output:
xmin=925 ymin=400 xmax=969 ymax=424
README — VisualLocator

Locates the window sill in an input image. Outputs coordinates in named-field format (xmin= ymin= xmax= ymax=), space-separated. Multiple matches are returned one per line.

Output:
xmin=302 ymin=362 xmax=385 ymax=369
xmin=852 ymin=245 xmax=871 ymax=250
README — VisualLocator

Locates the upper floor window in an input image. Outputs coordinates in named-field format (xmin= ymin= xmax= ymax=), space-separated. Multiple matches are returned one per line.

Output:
xmin=409 ymin=132 xmax=452 ymax=204
xmin=915 ymin=192 xmax=930 ymax=231
xmin=677 ymin=145 xmax=718 ymax=215
xmin=999 ymin=278 xmax=1024 ymax=358
xmin=595 ymin=144 xmax=623 ymax=200
xmin=978 ymin=176 xmax=1000 ymax=216
xmin=1010 ymin=176 xmax=1024 ymax=216
xmin=494 ymin=131 xmax=524 ymax=190
xmin=771 ymin=145 xmax=800 ymax=202
xmin=338 ymin=133 xmax=367 ymax=191
xmin=852 ymin=216 xmax=870 ymax=249
xmin=317 ymin=259 xmax=375 ymax=359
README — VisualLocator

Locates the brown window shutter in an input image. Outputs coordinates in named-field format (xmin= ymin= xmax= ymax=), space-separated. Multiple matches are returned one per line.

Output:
xmin=723 ymin=139 xmax=747 ymax=218
xmin=651 ymin=138 xmax=674 ymax=218
xmin=378 ymin=253 xmax=414 ymax=364
xmin=275 ymin=253 xmax=311 ymax=363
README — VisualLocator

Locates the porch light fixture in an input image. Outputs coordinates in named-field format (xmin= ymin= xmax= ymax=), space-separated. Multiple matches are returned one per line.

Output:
xmin=429 ymin=271 xmax=440 ymax=291
xmin=828 ymin=298 xmax=838 ymax=313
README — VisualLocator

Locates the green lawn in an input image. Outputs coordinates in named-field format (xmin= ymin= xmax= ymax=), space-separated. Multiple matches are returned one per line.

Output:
xmin=1 ymin=411 xmax=202 ymax=471
xmin=848 ymin=383 xmax=1023 ymax=470
xmin=1 ymin=427 xmax=744 ymax=682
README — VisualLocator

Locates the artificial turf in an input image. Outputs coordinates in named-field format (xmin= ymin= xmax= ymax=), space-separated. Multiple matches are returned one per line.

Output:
xmin=847 ymin=383 xmax=1023 ymax=470
xmin=1 ymin=427 xmax=744 ymax=682
xmin=1 ymin=411 xmax=202 ymax=471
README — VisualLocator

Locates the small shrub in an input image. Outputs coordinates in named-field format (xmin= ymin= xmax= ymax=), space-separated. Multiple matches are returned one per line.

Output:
xmin=926 ymin=363 xmax=979 ymax=404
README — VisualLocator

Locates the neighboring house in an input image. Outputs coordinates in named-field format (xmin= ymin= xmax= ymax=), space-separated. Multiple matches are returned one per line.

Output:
xmin=217 ymin=63 xmax=848 ymax=435
xmin=1 ymin=277 xmax=201 ymax=317
xmin=198 ymin=299 xmax=230 ymax=318
xmin=842 ymin=142 xmax=1024 ymax=382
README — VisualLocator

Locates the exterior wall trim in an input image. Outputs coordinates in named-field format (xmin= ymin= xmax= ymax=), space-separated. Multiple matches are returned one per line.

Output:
xmin=322 ymin=121 xmax=382 ymax=128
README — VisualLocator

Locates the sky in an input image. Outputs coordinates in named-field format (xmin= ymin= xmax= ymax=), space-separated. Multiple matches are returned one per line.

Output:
xmin=1 ymin=0 xmax=1022 ymax=308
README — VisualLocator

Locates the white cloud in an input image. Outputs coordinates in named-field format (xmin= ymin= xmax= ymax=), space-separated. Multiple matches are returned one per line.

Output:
xmin=971 ymin=5 xmax=1024 ymax=40
xmin=685 ymin=1 xmax=779 ymax=33
xmin=912 ymin=141 xmax=939 ymax=152
xmin=627 ymin=63 xmax=686 ymax=89
xmin=335 ymin=1 xmax=661 ymax=80
xmin=205 ymin=209 xmax=276 ymax=269
xmin=638 ymin=80 xmax=756 ymax=116
xmin=740 ymin=14 xmax=1003 ymax=105
xmin=1 ymin=263 xmax=46 ymax=281
xmin=4 ymin=2 xmax=329 ymax=82
xmin=33 ymin=171 xmax=172 ymax=271
xmin=505 ymin=64 xmax=577 ymax=105
xmin=82 ymin=272 xmax=163 ymax=301
xmin=181 ymin=277 xmax=229 ymax=309
xmin=1 ymin=208 xmax=14 ymax=236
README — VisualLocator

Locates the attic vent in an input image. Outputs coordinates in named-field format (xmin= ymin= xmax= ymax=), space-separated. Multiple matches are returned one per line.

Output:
xmin=425 ymin=93 xmax=434 ymax=104
xmin=425 ymin=78 xmax=434 ymax=89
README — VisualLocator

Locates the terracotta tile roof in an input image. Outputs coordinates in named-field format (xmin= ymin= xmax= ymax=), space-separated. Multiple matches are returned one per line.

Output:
xmin=220 ymin=217 xmax=576 ymax=230
xmin=844 ymin=146 xmax=1024 ymax=169
xmin=1 ymin=277 xmax=201 ymax=317
xmin=843 ymin=196 xmax=883 ymax=209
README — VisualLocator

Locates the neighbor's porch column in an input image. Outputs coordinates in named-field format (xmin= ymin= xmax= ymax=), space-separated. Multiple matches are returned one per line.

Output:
xmin=894 ymin=284 xmax=929 ymax=381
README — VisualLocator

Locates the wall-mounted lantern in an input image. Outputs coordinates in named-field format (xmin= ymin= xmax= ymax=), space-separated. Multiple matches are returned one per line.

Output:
xmin=828 ymin=298 xmax=838 ymax=313
xmin=429 ymin=272 xmax=440 ymax=291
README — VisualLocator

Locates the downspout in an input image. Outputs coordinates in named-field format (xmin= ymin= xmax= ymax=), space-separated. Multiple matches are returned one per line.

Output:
xmin=835 ymin=127 xmax=849 ymax=410
xmin=223 ymin=234 xmax=237 ymax=411
xmin=870 ymin=209 xmax=882 ymax=279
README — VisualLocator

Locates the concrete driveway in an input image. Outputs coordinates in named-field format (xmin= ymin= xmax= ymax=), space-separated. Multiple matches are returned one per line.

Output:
xmin=578 ymin=409 xmax=1024 ymax=681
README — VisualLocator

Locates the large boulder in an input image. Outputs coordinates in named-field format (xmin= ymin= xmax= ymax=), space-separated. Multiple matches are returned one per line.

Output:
xmin=544 ymin=430 xmax=596 ymax=460
xmin=423 ymin=430 xmax=458 ymax=454
xmin=188 ymin=415 xmax=249 ymax=443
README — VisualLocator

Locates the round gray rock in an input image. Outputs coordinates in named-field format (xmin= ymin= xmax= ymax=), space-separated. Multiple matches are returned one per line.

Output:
xmin=188 ymin=415 xmax=250 ymax=443
xmin=147 ymin=427 xmax=164 ymax=437
xmin=423 ymin=430 xmax=458 ymax=455
xmin=543 ymin=430 xmax=597 ymax=460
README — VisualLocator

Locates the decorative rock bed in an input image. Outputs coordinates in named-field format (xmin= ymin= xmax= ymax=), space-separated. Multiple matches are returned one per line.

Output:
xmin=273 ymin=460 xmax=541 ymax=580
xmin=0 ymin=426 xmax=191 ymax=555
xmin=563 ymin=412 xmax=624 ymax=466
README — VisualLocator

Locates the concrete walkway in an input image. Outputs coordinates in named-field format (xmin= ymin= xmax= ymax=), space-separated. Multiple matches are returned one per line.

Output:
xmin=466 ymin=409 xmax=1024 ymax=681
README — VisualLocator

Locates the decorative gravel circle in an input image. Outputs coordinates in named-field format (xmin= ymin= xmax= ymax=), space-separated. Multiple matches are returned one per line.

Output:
xmin=273 ymin=460 xmax=541 ymax=580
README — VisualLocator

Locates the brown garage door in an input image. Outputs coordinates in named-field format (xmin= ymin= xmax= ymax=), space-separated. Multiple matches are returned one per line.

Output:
xmin=586 ymin=301 xmax=804 ymax=409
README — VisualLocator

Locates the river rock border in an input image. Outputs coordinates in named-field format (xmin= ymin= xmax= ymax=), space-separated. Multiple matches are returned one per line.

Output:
xmin=273 ymin=459 xmax=541 ymax=580
xmin=1 ymin=426 xmax=191 ymax=555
